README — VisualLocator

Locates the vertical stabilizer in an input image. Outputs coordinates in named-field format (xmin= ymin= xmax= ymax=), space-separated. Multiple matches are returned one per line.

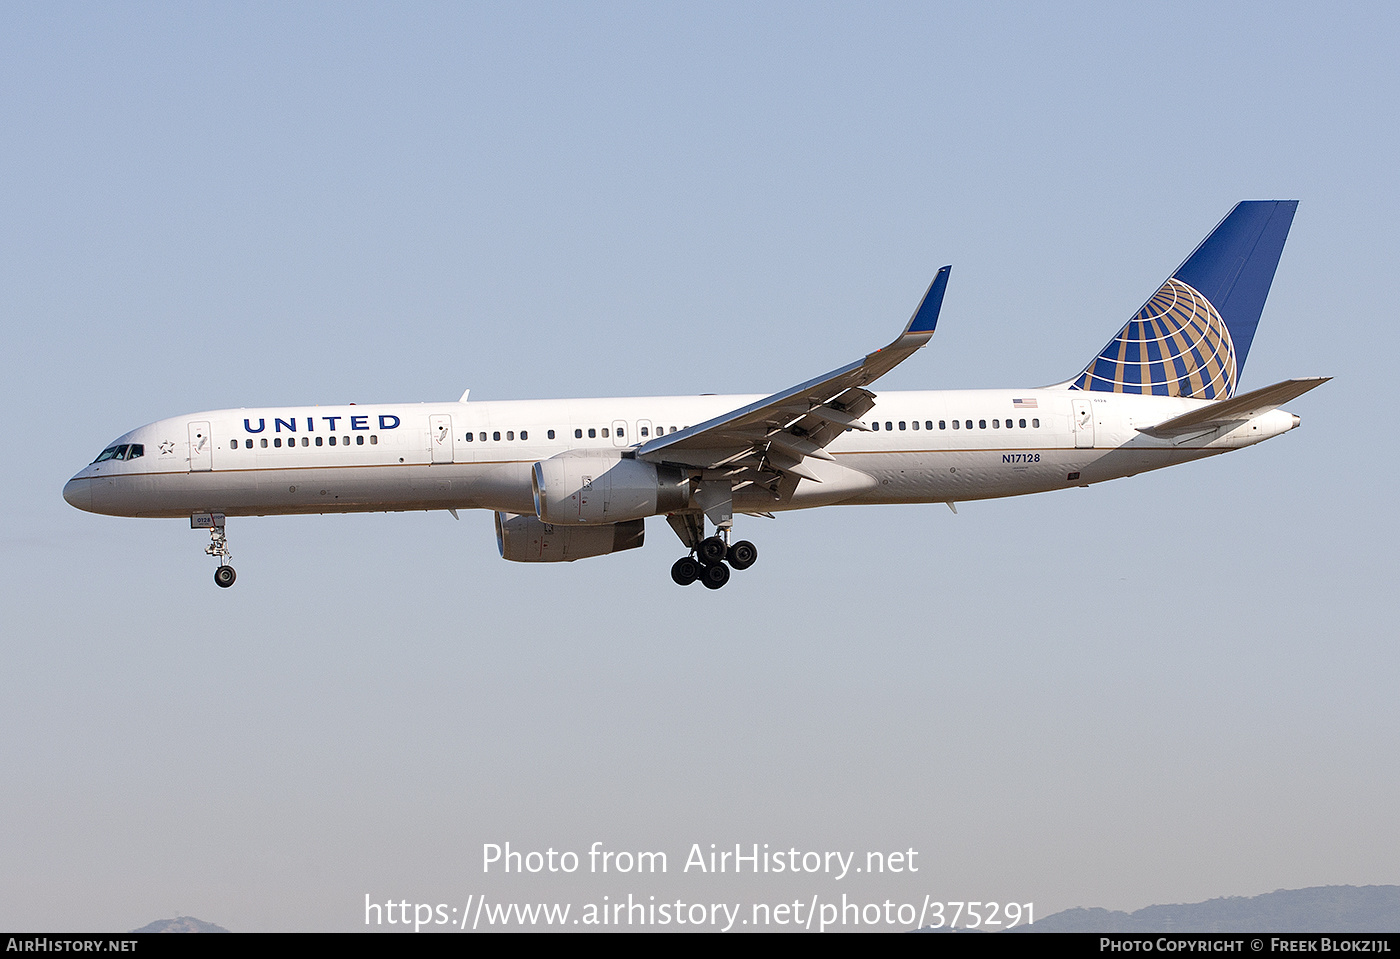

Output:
xmin=1071 ymin=200 xmax=1297 ymax=399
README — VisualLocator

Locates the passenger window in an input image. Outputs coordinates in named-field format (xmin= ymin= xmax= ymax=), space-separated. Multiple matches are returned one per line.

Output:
xmin=315 ymin=436 xmax=323 ymax=446
xmin=669 ymin=426 xmax=677 ymax=434
xmin=331 ymin=436 xmax=338 ymax=446
xmin=246 ymin=439 xmax=254 ymax=448
xmin=575 ymin=429 xmax=583 ymax=439
xmin=588 ymin=428 xmax=596 ymax=438
xmin=464 ymin=432 xmax=473 ymax=442
xmin=872 ymin=422 xmax=880 ymax=431
xmin=992 ymin=419 xmax=999 ymax=429
xmin=357 ymin=435 xmax=365 ymax=445
xmin=260 ymin=438 xmax=268 ymax=448
xmin=230 ymin=440 xmax=237 ymax=450
xmin=1032 ymin=418 xmax=1040 ymax=428
xmin=641 ymin=427 xmax=649 ymax=437
xmin=548 ymin=430 xmax=556 ymax=440
xmin=965 ymin=420 xmax=973 ymax=429
xmin=492 ymin=431 xmax=501 ymax=441
xmin=602 ymin=428 xmax=609 ymax=438
xmin=899 ymin=421 xmax=906 ymax=430
xmin=885 ymin=421 xmax=893 ymax=431
xmin=617 ymin=426 xmax=624 ymax=438
xmin=274 ymin=438 xmax=282 ymax=448
xmin=1019 ymin=418 xmax=1026 ymax=428
xmin=979 ymin=420 xmax=986 ymax=429
xmin=370 ymin=435 xmax=378 ymax=444
xmin=952 ymin=420 xmax=960 ymax=430
xmin=507 ymin=431 xmax=514 ymax=441
xmin=303 ymin=437 xmax=310 ymax=447
xmin=520 ymin=431 xmax=528 ymax=440
xmin=939 ymin=420 xmax=946 ymax=430
xmin=911 ymin=421 xmax=919 ymax=430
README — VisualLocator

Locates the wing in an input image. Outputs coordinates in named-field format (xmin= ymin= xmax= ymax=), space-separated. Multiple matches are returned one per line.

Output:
xmin=636 ymin=266 xmax=951 ymax=486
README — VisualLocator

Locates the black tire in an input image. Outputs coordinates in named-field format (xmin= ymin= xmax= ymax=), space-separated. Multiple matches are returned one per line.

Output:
xmin=727 ymin=540 xmax=758 ymax=570
xmin=671 ymin=556 xmax=701 ymax=586
xmin=700 ymin=561 xmax=731 ymax=590
xmin=699 ymin=536 xmax=728 ymax=564
xmin=214 ymin=565 xmax=237 ymax=588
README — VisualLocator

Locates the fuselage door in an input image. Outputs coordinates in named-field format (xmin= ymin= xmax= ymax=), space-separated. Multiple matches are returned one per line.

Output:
xmin=429 ymin=414 xmax=454 ymax=464
xmin=611 ymin=419 xmax=629 ymax=448
xmin=188 ymin=421 xmax=212 ymax=472
xmin=1072 ymin=398 xmax=1095 ymax=449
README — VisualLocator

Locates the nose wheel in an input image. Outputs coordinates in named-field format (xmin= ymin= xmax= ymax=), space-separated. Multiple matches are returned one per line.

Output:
xmin=196 ymin=513 xmax=237 ymax=588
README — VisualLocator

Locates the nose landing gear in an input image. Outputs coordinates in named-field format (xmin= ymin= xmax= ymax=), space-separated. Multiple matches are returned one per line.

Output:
xmin=193 ymin=512 xmax=237 ymax=588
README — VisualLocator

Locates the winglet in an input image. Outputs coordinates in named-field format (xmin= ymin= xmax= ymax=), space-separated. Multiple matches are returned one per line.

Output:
xmin=903 ymin=266 xmax=952 ymax=335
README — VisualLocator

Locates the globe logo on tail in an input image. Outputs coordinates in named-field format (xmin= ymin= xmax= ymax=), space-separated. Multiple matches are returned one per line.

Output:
xmin=1073 ymin=277 xmax=1238 ymax=399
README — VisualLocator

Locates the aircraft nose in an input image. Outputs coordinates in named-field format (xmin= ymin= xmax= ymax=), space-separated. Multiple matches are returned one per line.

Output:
xmin=63 ymin=476 xmax=92 ymax=511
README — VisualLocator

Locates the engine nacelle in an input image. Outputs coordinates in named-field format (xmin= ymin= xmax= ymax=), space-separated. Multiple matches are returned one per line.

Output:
xmin=495 ymin=512 xmax=645 ymax=563
xmin=531 ymin=454 xmax=689 ymax=525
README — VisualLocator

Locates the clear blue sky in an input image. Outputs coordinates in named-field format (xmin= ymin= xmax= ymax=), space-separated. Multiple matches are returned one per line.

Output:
xmin=2 ymin=1 xmax=1396 ymax=931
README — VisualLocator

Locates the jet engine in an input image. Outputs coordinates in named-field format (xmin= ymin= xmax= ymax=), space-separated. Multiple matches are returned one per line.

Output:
xmin=531 ymin=454 xmax=688 ymax=525
xmin=495 ymin=512 xmax=644 ymax=563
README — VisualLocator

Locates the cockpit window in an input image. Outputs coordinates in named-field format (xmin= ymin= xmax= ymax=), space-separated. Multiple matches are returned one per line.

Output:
xmin=91 ymin=443 xmax=142 ymax=464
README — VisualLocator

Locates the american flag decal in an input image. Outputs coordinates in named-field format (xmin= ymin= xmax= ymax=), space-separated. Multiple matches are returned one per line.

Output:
xmin=1012 ymin=398 xmax=1038 ymax=409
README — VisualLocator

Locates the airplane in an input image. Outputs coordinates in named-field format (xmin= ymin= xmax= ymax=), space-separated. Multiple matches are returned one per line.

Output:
xmin=64 ymin=200 xmax=1327 ymax=589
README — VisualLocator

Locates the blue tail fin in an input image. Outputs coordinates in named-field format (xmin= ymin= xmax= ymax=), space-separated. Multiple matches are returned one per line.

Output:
xmin=1071 ymin=200 xmax=1297 ymax=399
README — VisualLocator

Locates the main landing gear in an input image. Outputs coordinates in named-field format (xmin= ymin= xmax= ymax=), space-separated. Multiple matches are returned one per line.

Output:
xmin=193 ymin=512 xmax=237 ymax=588
xmin=666 ymin=484 xmax=758 ymax=590
xmin=670 ymin=533 xmax=758 ymax=590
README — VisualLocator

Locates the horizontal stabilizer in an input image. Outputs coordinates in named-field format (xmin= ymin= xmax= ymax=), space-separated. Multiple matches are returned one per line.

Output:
xmin=1137 ymin=377 xmax=1329 ymax=437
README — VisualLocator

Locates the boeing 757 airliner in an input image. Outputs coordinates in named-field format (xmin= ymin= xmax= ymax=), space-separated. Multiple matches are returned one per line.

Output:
xmin=64 ymin=201 xmax=1326 ymax=589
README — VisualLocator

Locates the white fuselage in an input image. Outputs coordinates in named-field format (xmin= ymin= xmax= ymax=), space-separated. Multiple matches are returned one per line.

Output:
xmin=62 ymin=388 xmax=1299 ymax=521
